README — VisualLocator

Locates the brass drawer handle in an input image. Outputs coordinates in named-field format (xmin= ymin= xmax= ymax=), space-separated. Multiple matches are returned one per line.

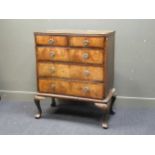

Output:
xmin=83 ymin=40 xmax=89 ymax=47
xmin=83 ymin=87 xmax=90 ymax=93
xmin=83 ymin=53 xmax=89 ymax=59
xmin=50 ymin=51 xmax=55 ymax=58
xmin=48 ymin=38 xmax=55 ymax=45
xmin=83 ymin=70 xmax=90 ymax=76
xmin=49 ymin=67 xmax=56 ymax=73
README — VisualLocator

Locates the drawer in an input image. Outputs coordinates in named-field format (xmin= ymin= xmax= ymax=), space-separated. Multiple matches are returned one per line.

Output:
xmin=69 ymin=36 xmax=105 ymax=48
xmin=37 ymin=47 xmax=104 ymax=64
xmin=69 ymin=48 xmax=104 ymax=64
xmin=37 ymin=47 xmax=69 ymax=61
xmin=39 ymin=79 xmax=104 ymax=99
xmin=35 ymin=35 xmax=68 ymax=46
xmin=38 ymin=63 xmax=104 ymax=82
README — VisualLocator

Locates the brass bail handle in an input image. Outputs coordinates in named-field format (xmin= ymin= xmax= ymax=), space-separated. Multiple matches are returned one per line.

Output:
xmin=50 ymin=51 xmax=55 ymax=58
xmin=48 ymin=38 xmax=55 ymax=45
xmin=83 ymin=53 xmax=89 ymax=59
xmin=83 ymin=70 xmax=90 ymax=76
xmin=49 ymin=66 xmax=56 ymax=73
xmin=83 ymin=87 xmax=89 ymax=93
xmin=83 ymin=39 xmax=89 ymax=47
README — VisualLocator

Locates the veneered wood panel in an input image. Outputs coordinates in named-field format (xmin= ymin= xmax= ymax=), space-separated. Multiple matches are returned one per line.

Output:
xmin=37 ymin=47 xmax=70 ymax=61
xmin=35 ymin=35 xmax=68 ymax=46
xmin=38 ymin=63 xmax=70 ymax=78
xmin=39 ymin=79 xmax=104 ymax=99
xmin=38 ymin=63 xmax=104 ymax=81
xmin=70 ymin=65 xmax=104 ymax=81
xmin=69 ymin=48 xmax=104 ymax=64
xmin=37 ymin=47 xmax=104 ymax=64
xmin=69 ymin=36 xmax=105 ymax=48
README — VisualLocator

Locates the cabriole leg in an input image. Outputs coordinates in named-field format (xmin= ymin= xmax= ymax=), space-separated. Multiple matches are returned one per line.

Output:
xmin=102 ymin=108 xmax=109 ymax=129
xmin=34 ymin=96 xmax=45 ymax=119
xmin=110 ymin=96 xmax=116 ymax=115
xmin=51 ymin=97 xmax=56 ymax=107
xmin=94 ymin=103 xmax=109 ymax=129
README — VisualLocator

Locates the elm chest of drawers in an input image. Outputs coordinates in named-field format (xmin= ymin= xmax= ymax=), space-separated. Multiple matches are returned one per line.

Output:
xmin=34 ymin=30 xmax=116 ymax=129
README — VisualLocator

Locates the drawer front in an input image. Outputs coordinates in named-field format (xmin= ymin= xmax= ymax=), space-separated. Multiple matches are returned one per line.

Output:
xmin=38 ymin=63 xmax=104 ymax=81
xmin=69 ymin=36 xmax=105 ymax=48
xmin=35 ymin=35 xmax=68 ymax=46
xmin=37 ymin=47 xmax=69 ymax=61
xmin=39 ymin=79 xmax=104 ymax=99
xmin=69 ymin=48 xmax=104 ymax=64
xmin=37 ymin=47 xmax=104 ymax=64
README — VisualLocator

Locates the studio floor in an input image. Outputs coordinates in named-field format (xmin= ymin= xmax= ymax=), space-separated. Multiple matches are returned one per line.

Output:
xmin=0 ymin=97 xmax=155 ymax=135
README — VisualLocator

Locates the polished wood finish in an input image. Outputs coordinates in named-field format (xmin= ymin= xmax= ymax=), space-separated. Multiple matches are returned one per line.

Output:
xmin=36 ymin=35 xmax=67 ymax=46
xmin=38 ymin=63 xmax=104 ymax=81
xmin=37 ymin=47 xmax=104 ymax=65
xmin=69 ymin=36 xmax=105 ymax=48
xmin=34 ymin=30 xmax=116 ymax=129
xmin=37 ymin=47 xmax=70 ymax=61
xmin=39 ymin=79 xmax=104 ymax=99
xmin=69 ymin=48 xmax=104 ymax=64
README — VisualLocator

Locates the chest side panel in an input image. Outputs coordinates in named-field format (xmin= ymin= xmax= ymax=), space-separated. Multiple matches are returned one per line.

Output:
xmin=104 ymin=34 xmax=115 ymax=96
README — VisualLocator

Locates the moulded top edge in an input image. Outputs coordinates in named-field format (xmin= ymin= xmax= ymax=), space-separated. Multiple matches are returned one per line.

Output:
xmin=34 ymin=30 xmax=115 ymax=36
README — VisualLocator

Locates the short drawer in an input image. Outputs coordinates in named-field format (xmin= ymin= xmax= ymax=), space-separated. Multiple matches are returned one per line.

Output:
xmin=69 ymin=36 xmax=105 ymax=48
xmin=39 ymin=79 xmax=104 ymax=99
xmin=35 ymin=35 xmax=68 ymax=46
xmin=38 ymin=63 xmax=104 ymax=82
xmin=37 ymin=47 xmax=104 ymax=65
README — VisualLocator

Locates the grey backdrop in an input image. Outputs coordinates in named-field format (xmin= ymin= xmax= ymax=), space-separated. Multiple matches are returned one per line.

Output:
xmin=0 ymin=19 xmax=155 ymax=98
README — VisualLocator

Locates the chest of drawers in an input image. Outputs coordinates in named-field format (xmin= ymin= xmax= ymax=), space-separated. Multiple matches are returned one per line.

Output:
xmin=34 ymin=30 xmax=116 ymax=129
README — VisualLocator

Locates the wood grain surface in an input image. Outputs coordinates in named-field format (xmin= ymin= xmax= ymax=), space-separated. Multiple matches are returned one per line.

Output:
xmin=38 ymin=62 xmax=104 ymax=81
xmin=69 ymin=36 xmax=105 ymax=48
xmin=37 ymin=47 xmax=104 ymax=64
xmin=39 ymin=79 xmax=104 ymax=99
xmin=36 ymin=35 xmax=68 ymax=46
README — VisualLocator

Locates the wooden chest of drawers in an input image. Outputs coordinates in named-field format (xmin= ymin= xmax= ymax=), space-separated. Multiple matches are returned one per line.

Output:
xmin=34 ymin=30 xmax=116 ymax=129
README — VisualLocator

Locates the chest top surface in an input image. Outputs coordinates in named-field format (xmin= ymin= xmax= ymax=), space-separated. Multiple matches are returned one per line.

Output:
xmin=34 ymin=30 xmax=115 ymax=36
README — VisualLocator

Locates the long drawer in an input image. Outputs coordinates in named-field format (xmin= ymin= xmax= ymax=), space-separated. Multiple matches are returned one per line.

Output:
xmin=39 ymin=79 xmax=104 ymax=99
xmin=38 ymin=63 xmax=104 ymax=82
xmin=37 ymin=47 xmax=104 ymax=65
